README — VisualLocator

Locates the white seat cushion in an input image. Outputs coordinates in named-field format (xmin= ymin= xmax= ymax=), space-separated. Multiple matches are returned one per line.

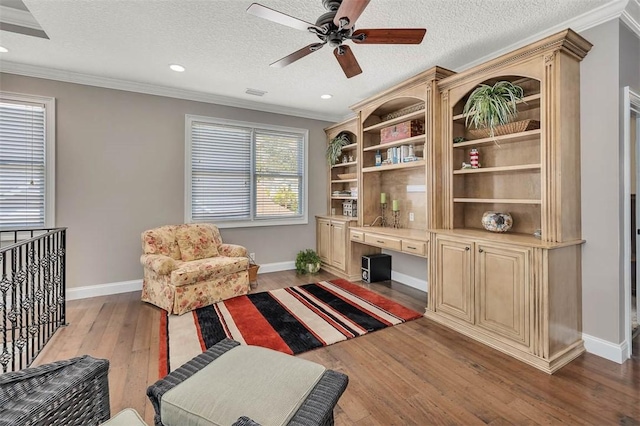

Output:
xmin=161 ymin=345 xmax=326 ymax=426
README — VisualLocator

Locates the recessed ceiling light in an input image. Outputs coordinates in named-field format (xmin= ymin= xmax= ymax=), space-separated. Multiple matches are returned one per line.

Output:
xmin=320 ymin=94 xmax=332 ymax=99
xmin=0 ymin=46 xmax=8 ymax=53
xmin=169 ymin=64 xmax=185 ymax=72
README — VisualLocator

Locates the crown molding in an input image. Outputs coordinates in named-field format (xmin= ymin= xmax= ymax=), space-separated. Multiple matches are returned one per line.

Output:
xmin=0 ymin=61 xmax=343 ymax=123
xmin=621 ymin=0 xmax=640 ymax=37
xmin=454 ymin=0 xmax=629 ymax=72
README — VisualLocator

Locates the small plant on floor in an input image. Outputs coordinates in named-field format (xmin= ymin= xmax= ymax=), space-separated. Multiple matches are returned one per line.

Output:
xmin=295 ymin=249 xmax=322 ymax=274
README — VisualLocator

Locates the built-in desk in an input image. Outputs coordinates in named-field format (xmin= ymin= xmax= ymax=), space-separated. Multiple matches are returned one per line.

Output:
xmin=349 ymin=227 xmax=429 ymax=258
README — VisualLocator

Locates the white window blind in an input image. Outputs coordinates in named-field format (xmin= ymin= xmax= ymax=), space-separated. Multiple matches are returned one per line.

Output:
xmin=0 ymin=101 xmax=46 ymax=229
xmin=255 ymin=129 xmax=304 ymax=218
xmin=186 ymin=115 xmax=307 ymax=227
xmin=191 ymin=122 xmax=252 ymax=221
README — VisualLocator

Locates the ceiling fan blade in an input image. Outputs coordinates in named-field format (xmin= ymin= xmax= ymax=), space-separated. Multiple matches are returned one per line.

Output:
xmin=333 ymin=0 xmax=371 ymax=29
xmin=247 ymin=3 xmax=319 ymax=32
xmin=352 ymin=28 xmax=427 ymax=44
xmin=334 ymin=46 xmax=362 ymax=79
xmin=270 ymin=43 xmax=324 ymax=68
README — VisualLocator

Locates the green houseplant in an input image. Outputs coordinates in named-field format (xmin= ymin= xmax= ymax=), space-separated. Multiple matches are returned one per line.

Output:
xmin=462 ymin=80 xmax=524 ymax=138
xmin=295 ymin=249 xmax=322 ymax=274
xmin=326 ymin=133 xmax=351 ymax=165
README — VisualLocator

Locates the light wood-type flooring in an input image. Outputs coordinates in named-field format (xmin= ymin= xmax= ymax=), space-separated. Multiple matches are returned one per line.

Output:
xmin=34 ymin=270 xmax=640 ymax=425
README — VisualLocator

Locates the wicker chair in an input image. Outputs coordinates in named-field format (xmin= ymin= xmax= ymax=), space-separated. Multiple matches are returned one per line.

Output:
xmin=147 ymin=339 xmax=349 ymax=426
xmin=0 ymin=355 xmax=110 ymax=426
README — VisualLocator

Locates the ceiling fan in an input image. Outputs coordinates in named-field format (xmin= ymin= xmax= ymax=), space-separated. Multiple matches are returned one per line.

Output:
xmin=247 ymin=0 xmax=427 ymax=78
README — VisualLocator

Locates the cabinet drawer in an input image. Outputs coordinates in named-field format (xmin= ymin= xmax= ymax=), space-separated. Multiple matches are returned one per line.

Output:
xmin=364 ymin=233 xmax=402 ymax=251
xmin=402 ymin=239 xmax=427 ymax=257
xmin=350 ymin=230 xmax=364 ymax=242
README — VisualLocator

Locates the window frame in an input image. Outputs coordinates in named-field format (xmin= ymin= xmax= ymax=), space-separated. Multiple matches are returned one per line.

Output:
xmin=184 ymin=114 xmax=309 ymax=229
xmin=0 ymin=91 xmax=56 ymax=230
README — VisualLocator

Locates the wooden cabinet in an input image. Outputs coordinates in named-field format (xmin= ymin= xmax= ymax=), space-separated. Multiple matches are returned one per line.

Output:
xmin=427 ymin=28 xmax=592 ymax=374
xmin=331 ymin=220 xmax=346 ymax=269
xmin=317 ymin=218 xmax=331 ymax=264
xmin=475 ymin=242 xmax=530 ymax=348
xmin=434 ymin=236 xmax=473 ymax=323
xmin=316 ymin=216 xmax=373 ymax=281
xmin=350 ymin=227 xmax=428 ymax=258
xmin=434 ymin=235 xmax=530 ymax=347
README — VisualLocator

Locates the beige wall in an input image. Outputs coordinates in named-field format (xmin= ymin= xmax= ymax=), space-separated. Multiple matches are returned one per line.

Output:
xmin=580 ymin=20 xmax=622 ymax=343
xmin=579 ymin=19 xmax=640 ymax=345
xmin=0 ymin=73 xmax=331 ymax=289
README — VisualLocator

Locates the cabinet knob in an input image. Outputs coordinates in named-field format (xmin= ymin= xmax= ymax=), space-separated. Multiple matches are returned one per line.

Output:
xmin=465 ymin=247 xmax=470 ymax=251
xmin=479 ymin=248 xmax=484 ymax=253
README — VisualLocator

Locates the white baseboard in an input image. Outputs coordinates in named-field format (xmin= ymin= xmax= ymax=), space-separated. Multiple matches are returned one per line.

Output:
xmin=67 ymin=279 xmax=143 ymax=301
xmin=391 ymin=271 xmax=427 ymax=293
xmin=582 ymin=333 xmax=629 ymax=364
xmin=65 ymin=261 xmax=295 ymax=301
xmin=69 ymin=260 xmax=432 ymax=300
xmin=258 ymin=261 xmax=295 ymax=274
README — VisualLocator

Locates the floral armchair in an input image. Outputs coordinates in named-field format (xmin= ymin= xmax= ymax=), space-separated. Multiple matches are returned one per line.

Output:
xmin=140 ymin=224 xmax=250 ymax=315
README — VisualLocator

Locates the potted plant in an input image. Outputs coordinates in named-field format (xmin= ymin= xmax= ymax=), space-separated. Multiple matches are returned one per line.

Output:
xmin=326 ymin=132 xmax=351 ymax=165
xmin=295 ymin=249 xmax=322 ymax=274
xmin=462 ymin=80 xmax=524 ymax=138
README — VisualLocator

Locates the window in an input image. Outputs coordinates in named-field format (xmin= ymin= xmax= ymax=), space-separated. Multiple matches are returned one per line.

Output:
xmin=0 ymin=93 xmax=55 ymax=230
xmin=185 ymin=115 xmax=308 ymax=228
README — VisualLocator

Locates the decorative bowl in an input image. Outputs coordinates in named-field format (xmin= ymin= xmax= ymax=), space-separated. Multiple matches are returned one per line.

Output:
xmin=481 ymin=211 xmax=513 ymax=233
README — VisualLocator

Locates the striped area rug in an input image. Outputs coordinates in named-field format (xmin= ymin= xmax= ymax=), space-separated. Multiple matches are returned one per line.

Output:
xmin=160 ymin=278 xmax=422 ymax=375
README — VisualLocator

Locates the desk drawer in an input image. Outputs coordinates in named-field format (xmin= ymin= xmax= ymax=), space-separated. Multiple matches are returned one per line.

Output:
xmin=402 ymin=239 xmax=427 ymax=257
xmin=364 ymin=233 xmax=402 ymax=251
xmin=350 ymin=230 xmax=364 ymax=242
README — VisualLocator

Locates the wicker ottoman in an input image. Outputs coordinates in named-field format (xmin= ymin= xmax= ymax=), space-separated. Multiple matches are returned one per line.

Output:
xmin=147 ymin=339 xmax=348 ymax=426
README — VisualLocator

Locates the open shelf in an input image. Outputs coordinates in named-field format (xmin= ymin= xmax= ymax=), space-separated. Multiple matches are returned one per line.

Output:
xmin=363 ymin=134 xmax=426 ymax=151
xmin=453 ymin=198 xmax=541 ymax=204
xmin=362 ymin=159 xmax=426 ymax=173
xmin=453 ymin=164 xmax=541 ymax=174
xmin=452 ymin=94 xmax=541 ymax=122
xmin=363 ymin=108 xmax=425 ymax=133
xmin=331 ymin=196 xmax=357 ymax=200
xmin=340 ymin=143 xmax=358 ymax=151
xmin=453 ymin=129 xmax=541 ymax=148
xmin=331 ymin=161 xmax=357 ymax=169
xmin=331 ymin=179 xmax=357 ymax=184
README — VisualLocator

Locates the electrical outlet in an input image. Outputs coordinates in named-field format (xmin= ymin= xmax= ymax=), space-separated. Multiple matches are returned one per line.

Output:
xmin=409 ymin=212 xmax=414 ymax=222
xmin=249 ymin=252 xmax=256 ymax=262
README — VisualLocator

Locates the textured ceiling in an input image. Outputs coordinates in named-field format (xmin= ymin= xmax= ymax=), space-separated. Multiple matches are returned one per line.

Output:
xmin=0 ymin=0 xmax=624 ymax=121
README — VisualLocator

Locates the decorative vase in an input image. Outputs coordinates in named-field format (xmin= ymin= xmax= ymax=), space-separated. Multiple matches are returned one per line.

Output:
xmin=481 ymin=211 xmax=513 ymax=233
xmin=307 ymin=262 xmax=320 ymax=274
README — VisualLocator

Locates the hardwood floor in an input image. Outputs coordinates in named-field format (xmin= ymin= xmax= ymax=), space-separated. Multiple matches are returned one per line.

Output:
xmin=34 ymin=271 xmax=640 ymax=425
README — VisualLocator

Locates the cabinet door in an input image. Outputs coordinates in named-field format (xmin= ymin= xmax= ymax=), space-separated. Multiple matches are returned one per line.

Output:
xmin=331 ymin=221 xmax=346 ymax=270
xmin=435 ymin=236 xmax=474 ymax=324
xmin=475 ymin=244 xmax=530 ymax=347
xmin=317 ymin=218 xmax=331 ymax=264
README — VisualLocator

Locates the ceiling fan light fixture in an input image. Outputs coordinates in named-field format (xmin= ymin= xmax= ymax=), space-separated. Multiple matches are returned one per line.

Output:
xmin=320 ymin=94 xmax=332 ymax=99
xmin=0 ymin=46 xmax=8 ymax=53
xmin=169 ymin=64 xmax=185 ymax=72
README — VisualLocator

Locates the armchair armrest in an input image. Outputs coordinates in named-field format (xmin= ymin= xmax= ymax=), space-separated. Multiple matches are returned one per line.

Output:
xmin=219 ymin=243 xmax=248 ymax=258
xmin=140 ymin=254 xmax=177 ymax=275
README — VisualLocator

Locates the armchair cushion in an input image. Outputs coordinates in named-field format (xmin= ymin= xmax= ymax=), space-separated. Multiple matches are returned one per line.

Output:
xmin=142 ymin=225 xmax=182 ymax=260
xmin=171 ymin=256 xmax=248 ymax=287
xmin=175 ymin=224 xmax=219 ymax=261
